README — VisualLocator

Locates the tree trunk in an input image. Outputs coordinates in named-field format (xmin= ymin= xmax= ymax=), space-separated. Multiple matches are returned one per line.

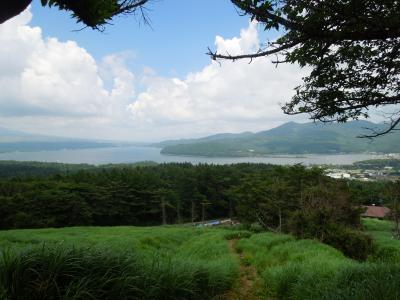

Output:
xmin=176 ymin=202 xmax=182 ymax=224
xmin=278 ymin=208 xmax=282 ymax=233
xmin=191 ymin=200 xmax=195 ymax=224
xmin=161 ymin=197 xmax=167 ymax=225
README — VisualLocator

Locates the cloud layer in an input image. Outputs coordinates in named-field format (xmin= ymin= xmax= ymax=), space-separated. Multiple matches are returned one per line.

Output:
xmin=0 ymin=10 xmax=307 ymax=141
xmin=129 ymin=22 xmax=307 ymax=138
xmin=0 ymin=9 xmax=136 ymax=139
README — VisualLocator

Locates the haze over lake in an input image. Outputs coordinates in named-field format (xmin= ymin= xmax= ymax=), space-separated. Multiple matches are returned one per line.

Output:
xmin=0 ymin=145 xmax=386 ymax=165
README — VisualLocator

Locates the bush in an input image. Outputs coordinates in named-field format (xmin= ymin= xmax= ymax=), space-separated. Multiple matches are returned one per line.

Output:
xmin=288 ymin=211 xmax=374 ymax=260
xmin=323 ymin=226 xmax=374 ymax=261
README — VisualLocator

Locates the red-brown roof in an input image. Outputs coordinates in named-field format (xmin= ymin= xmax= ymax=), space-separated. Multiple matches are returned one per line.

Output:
xmin=361 ymin=206 xmax=391 ymax=218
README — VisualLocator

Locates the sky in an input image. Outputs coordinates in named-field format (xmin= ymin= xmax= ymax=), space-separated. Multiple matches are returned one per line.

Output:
xmin=0 ymin=1 xmax=309 ymax=142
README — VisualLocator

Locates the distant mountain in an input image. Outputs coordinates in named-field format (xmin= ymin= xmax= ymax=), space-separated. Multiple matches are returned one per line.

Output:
xmin=153 ymin=132 xmax=253 ymax=147
xmin=159 ymin=121 xmax=400 ymax=157
xmin=0 ymin=127 xmax=117 ymax=153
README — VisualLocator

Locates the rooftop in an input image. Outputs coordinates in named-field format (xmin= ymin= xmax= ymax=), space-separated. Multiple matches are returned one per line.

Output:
xmin=361 ymin=206 xmax=391 ymax=219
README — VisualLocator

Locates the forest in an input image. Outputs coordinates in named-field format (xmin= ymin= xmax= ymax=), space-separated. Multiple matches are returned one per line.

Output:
xmin=0 ymin=161 xmax=397 ymax=261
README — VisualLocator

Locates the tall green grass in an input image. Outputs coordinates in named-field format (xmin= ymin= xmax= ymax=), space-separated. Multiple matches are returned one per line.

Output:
xmin=2 ymin=223 xmax=400 ymax=300
xmin=238 ymin=231 xmax=400 ymax=299
xmin=363 ymin=218 xmax=400 ymax=263
xmin=237 ymin=232 xmax=354 ymax=299
xmin=0 ymin=227 xmax=242 ymax=300
xmin=0 ymin=226 xmax=200 ymax=251
xmin=299 ymin=263 xmax=400 ymax=300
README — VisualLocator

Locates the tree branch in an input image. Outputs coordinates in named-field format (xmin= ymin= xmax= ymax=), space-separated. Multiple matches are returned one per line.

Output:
xmin=208 ymin=39 xmax=301 ymax=61
xmin=115 ymin=0 xmax=149 ymax=15
xmin=231 ymin=0 xmax=299 ymax=30
xmin=358 ymin=114 xmax=400 ymax=138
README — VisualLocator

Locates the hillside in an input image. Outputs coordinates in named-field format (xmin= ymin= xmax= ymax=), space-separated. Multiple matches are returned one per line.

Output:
xmin=0 ymin=127 xmax=118 ymax=153
xmin=1 ymin=220 xmax=399 ymax=300
xmin=160 ymin=121 xmax=400 ymax=156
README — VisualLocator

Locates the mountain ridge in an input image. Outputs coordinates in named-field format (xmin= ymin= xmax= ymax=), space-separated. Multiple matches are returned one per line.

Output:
xmin=159 ymin=121 xmax=400 ymax=157
xmin=0 ymin=127 xmax=118 ymax=153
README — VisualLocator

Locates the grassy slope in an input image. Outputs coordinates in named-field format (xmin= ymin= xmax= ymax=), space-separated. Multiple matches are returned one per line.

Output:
xmin=1 ymin=223 xmax=400 ymax=299
xmin=0 ymin=226 xmax=242 ymax=300
xmin=363 ymin=218 xmax=400 ymax=263
xmin=236 ymin=223 xmax=400 ymax=300
xmin=236 ymin=233 xmax=356 ymax=299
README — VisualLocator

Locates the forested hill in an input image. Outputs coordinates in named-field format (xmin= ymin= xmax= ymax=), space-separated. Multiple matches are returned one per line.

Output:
xmin=0 ymin=127 xmax=119 ymax=153
xmin=159 ymin=121 xmax=400 ymax=157
xmin=0 ymin=160 xmax=158 ymax=178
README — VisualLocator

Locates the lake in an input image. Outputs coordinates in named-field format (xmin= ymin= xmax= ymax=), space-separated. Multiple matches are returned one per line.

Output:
xmin=0 ymin=146 xmax=387 ymax=165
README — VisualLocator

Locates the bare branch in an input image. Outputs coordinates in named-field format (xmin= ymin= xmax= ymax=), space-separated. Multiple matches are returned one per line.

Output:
xmin=207 ymin=39 xmax=302 ymax=61
xmin=358 ymin=114 xmax=400 ymax=138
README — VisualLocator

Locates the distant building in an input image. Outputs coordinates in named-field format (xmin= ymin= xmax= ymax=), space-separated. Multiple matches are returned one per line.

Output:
xmin=327 ymin=172 xmax=351 ymax=179
xmin=361 ymin=205 xmax=391 ymax=219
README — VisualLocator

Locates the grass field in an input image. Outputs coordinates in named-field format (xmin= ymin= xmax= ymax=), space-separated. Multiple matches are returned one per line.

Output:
xmin=0 ymin=220 xmax=399 ymax=299
xmin=0 ymin=226 xmax=245 ymax=300
xmin=363 ymin=218 xmax=400 ymax=263
xmin=236 ymin=229 xmax=400 ymax=299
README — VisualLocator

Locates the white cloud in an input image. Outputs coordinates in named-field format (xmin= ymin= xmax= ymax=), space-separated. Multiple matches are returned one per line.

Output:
xmin=0 ymin=8 xmax=135 ymax=139
xmin=0 ymin=11 xmax=307 ymax=141
xmin=128 ymin=21 xmax=308 ymax=139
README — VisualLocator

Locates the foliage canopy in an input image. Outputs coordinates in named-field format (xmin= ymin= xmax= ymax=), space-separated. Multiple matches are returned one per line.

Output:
xmin=210 ymin=0 xmax=400 ymax=137
xmin=0 ymin=0 xmax=150 ymax=29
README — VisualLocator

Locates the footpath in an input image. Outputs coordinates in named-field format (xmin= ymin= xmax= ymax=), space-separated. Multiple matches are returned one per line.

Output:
xmin=222 ymin=239 xmax=262 ymax=300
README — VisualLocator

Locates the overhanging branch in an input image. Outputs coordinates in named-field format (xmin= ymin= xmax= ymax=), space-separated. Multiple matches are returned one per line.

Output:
xmin=359 ymin=114 xmax=400 ymax=138
xmin=207 ymin=39 xmax=301 ymax=61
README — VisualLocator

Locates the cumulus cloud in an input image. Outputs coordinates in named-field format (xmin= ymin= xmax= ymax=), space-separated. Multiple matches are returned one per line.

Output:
xmin=0 ymin=8 xmax=135 ymax=138
xmin=0 ymin=10 xmax=307 ymax=141
xmin=128 ymin=21 xmax=308 ymax=139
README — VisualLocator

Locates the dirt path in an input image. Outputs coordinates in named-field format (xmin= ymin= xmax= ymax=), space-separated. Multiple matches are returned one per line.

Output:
xmin=221 ymin=239 xmax=262 ymax=300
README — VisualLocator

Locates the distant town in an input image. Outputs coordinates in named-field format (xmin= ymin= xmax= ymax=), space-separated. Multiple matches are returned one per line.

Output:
xmin=325 ymin=155 xmax=400 ymax=181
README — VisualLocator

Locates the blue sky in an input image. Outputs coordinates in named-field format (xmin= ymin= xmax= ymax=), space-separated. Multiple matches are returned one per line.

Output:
xmin=30 ymin=0 xmax=251 ymax=77
xmin=0 ymin=2 xmax=305 ymax=141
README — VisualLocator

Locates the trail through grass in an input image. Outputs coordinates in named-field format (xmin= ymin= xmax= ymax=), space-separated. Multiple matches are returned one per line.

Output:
xmin=236 ymin=227 xmax=400 ymax=300
xmin=221 ymin=239 xmax=261 ymax=300
xmin=1 ymin=222 xmax=400 ymax=299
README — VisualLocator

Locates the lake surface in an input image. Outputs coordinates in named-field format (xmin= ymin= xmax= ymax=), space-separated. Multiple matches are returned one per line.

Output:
xmin=0 ymin=146 xmax=386 ymax=165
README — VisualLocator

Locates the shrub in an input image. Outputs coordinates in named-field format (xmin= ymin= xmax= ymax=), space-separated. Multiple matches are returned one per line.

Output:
xmin=288 ymin=211 xmax=374 ymax=260
xmin=323 ymin=226 xmax=374 ymax=261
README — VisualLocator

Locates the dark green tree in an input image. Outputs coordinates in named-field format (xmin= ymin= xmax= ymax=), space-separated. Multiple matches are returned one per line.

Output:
xmin=210 ymin=0 xmax=400 ymax=137
xmin=0 ymin=0 xmax=150 ymax=29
